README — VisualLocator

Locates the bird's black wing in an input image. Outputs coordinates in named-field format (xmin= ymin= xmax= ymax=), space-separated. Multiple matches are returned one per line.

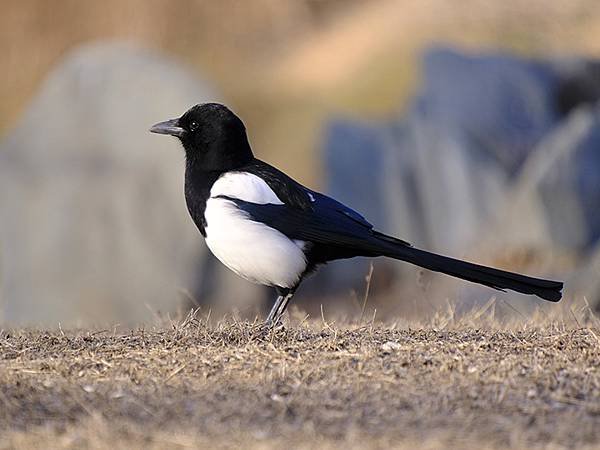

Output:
xmin=240 ymin=158 xmax=387 ymax=229
xmin=239 ymin=160 xmax=314 ymax=211
xmin=218 ymin=192 xmax=409 ymax=254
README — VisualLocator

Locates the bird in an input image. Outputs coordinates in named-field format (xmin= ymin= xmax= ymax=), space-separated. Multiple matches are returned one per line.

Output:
xmin=150 ymin=103 xmax=563 ymax=327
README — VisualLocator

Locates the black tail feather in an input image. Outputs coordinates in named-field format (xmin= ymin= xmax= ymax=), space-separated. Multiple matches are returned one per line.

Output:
xmin=379 ymin=239 xmax=563 ymax=302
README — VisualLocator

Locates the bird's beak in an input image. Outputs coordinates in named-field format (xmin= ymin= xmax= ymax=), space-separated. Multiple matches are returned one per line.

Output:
xmin=149 ymin=118 xmax=185 ymax=137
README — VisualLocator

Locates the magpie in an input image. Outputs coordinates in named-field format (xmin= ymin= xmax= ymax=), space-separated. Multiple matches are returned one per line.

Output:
xmin=150 ymin=103 xmax=563 ymax=326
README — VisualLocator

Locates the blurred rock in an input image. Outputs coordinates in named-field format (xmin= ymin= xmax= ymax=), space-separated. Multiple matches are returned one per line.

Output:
xmin=555 ymin=61 xmax=600 ymax=116
xmin=477 ymin=107 xmax=600 ymax=306
xmin=320 ymin=47 xmax=600 ymax=305
xmin=318 ymin=120 xmax=396 ymax=291
xmin=538 ymin=108 xmax=600 ymax=251
xmin=479 ymin=106 xmax=600 ymax=252
xmin=568 ymin=241 xmax=600 ymax=308
xmin=0 ymin=42 xmax=263 ymax=325
xmin=417 ymin=48 xmax=558 ymax=176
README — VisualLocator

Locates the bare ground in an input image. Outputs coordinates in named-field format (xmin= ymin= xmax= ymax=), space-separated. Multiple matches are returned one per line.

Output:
xmin=1 ymin=312 xmax=599 ymax=449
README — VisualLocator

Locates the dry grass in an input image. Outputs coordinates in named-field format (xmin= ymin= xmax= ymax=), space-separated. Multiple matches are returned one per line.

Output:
xmin=1 ymin=306 xmax=599 ymax=449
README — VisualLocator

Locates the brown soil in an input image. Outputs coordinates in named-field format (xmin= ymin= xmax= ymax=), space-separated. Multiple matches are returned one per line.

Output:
xmin=1 ymin=313 xmax=599 ymax=449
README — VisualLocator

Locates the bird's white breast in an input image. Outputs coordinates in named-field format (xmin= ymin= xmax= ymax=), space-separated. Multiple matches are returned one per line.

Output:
xmin=204 ymin=172 xmax=307 ymax=288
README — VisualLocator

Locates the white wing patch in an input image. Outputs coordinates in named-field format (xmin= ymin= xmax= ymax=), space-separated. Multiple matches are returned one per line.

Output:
xmin=209 ymin=172 xmax=283 ymax=204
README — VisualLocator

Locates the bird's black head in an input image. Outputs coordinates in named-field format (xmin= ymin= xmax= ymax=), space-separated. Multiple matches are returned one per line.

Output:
xmin=150 ymin=103 xmax=253 ymax=171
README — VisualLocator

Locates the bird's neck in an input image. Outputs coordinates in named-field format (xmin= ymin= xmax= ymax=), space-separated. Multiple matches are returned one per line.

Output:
xmin=183 ymin=152 xmax=256 ymax=236
xmin=183 ymin=136 xmax=253 ymax=172
xmin=183 ymin=162 xmax=225 ymax=237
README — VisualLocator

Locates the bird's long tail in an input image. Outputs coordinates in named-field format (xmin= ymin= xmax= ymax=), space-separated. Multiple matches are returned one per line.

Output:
xmin=373 ymin=232 xmax=563 ymax=302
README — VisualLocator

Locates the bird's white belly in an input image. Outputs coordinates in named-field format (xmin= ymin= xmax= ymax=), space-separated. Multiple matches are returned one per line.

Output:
xmin=204 ymin=197 xmax=307 ymax=288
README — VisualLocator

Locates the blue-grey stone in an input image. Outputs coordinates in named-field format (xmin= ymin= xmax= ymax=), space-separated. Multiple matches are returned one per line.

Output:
xmin=0 ymin=42 xmax=263 ymax=325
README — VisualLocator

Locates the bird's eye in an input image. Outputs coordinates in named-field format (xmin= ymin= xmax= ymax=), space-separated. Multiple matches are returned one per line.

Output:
xmin=189 ymin=121 xmax=199 ymax=132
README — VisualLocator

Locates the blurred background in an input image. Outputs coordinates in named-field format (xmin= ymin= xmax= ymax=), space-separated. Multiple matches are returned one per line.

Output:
xmin=1 ymin=0 xmax=599 ymax=325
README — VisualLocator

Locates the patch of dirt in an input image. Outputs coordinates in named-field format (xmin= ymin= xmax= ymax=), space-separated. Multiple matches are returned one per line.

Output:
xmin=0 ymin=318 xmax=599 ymax=449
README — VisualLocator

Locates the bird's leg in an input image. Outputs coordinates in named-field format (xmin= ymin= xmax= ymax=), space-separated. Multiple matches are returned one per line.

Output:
xmin=265 ymin=294 xmax=286 ymax=325
xmin=271 ymin=293 xmax=294 ymax=325
xmin=264 ymin=287 xmax=296 ymax=328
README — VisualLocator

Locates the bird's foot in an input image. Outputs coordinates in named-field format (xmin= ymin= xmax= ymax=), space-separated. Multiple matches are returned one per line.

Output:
xmin=252 ymin=319 xmax=285 ymax=339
